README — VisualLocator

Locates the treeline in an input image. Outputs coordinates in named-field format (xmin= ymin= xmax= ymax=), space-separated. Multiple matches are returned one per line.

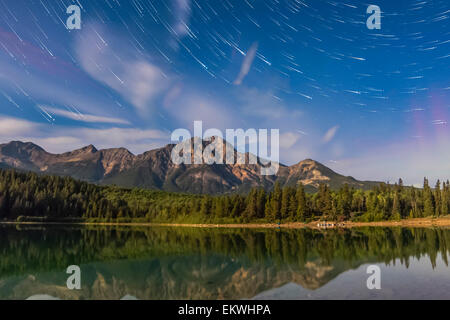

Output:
xmin=0 ymin=169 xmax=449 ymax=223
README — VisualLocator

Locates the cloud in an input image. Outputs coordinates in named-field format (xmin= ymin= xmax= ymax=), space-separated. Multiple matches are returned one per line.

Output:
xmin=0 ymin=28 xmax=134 ymax=121
xmin=234 ymin=42 xmax=258 ymax=85
xmin=0 ymin=115 xmax=168 ymax=155
xmin=77 ymin=127 xmax=167 ymax=151
xmin=239 ymin=88 xmax=302 ymax=122
xmin=164 ymin=93 xmax=235 ymax=130
xmin=327 ymin=135 xmax=450 ymax=186
xmin=279 ymin=132 xmax=301 ymax=149
xmin=172 ymin=0 xmax=192 ymax=38
xmin=0 ymin=117 xmax=39 ymax=136
xmin=40 ymin=106 xmax=130 ymax=125
xmin=76 ymin=24 xmax=169 ymax=115
xmin=322 ymin=126 xmax=340 ymax=143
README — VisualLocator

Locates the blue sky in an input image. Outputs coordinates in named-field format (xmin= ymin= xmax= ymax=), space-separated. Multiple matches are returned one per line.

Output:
xmin=0 ymin=0 xmax=449 ymax=185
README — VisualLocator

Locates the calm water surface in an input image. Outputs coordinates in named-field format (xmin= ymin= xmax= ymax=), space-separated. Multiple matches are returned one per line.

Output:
xmin=0 ymin=224 xmax=449 ymax=300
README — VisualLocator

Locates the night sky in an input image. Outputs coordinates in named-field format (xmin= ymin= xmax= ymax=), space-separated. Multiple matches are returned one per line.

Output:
xmin=0 ymin=0 xmax=449 ymax=185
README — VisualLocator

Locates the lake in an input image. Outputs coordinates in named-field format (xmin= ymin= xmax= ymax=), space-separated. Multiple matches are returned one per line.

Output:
xmin=0 ymin=224 xmax=449 ymax=300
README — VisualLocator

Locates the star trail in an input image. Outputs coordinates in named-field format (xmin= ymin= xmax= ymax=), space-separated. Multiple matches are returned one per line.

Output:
xmin=0 ymin=0 xmax=449 ymax=184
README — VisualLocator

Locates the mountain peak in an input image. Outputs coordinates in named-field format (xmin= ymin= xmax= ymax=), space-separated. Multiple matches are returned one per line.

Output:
xmin=82 ymin=144 xmax=98 ymax=152
xmin=0 ymin=140 xmax=379 ymax=193
xmin=4 ymin=140 xmax=44 ymax=150
xmin=293 ymin=159 xmax=323 ymax=167
xmin=69 ymin=144 xmax=98 ymax=154
xmin=0 ymin=141 xmax=46 ymax=157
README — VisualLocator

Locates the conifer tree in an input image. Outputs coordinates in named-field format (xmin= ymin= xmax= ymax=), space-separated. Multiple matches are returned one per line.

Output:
xmin=423 ymin=178 xmax=435 ymax=217
xmin=296 ymin=183 xmax=307 ymax=221
xmin=270 ymin=182 xmax=282 ymax=222
xmin=434 ymin=180 xmax=442 ymax=216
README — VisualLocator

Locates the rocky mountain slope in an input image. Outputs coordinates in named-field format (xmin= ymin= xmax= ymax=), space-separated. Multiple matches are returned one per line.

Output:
xmin=0 ymin=140 xmax=378 ymax=193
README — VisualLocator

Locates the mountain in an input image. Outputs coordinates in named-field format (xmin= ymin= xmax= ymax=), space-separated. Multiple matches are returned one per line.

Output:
xmin=0 ymin=257 xmax=361 ymax=300
xmin=0 ymin=140 xmax=378 ymax=194
xmin=0 ymin=225 xmax=382 ymax=300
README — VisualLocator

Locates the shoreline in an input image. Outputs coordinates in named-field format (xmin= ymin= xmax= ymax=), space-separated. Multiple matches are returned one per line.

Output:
xmin=2 ymin=217 xmax=450 ymax=229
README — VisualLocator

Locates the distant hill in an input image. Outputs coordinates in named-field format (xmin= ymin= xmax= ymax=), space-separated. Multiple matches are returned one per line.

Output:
xmin=0 ymin=140 xmax=379 ymax=194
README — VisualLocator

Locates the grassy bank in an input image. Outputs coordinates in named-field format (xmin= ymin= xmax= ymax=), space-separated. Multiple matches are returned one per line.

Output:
xmin=2 ymin=216 xmax=450 ymax=229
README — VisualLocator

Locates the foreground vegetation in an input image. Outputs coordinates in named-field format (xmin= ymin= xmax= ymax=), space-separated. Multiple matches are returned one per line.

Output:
xmin=0 ymin=169 xmax=449 ymax=223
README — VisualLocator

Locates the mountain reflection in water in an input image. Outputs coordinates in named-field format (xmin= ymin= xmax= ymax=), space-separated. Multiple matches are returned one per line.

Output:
xmin=0 ymin=225 xmax=449 ymax=300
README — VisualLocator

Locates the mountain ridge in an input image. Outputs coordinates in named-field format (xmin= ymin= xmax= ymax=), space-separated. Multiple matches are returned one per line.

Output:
xmin=0 ymin=140 xmax=379 ymax=194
